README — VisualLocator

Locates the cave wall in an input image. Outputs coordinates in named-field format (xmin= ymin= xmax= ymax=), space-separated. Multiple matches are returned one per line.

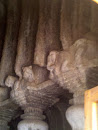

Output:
xmin=0 ymin=0 xmax=97 ymax=82
xmin=0 ymin=0 xmax=98 ymax=130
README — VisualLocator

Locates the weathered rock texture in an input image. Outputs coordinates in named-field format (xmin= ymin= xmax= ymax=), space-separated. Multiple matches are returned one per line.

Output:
xmin=0 ymin=0 xmax=98 ymax=129
xmin=91 ymin=0 xmax=98 ymax=33
xmin=0 ymin=87 xmax=19 ymax=130
xmin=0 ymin=99 xmax=19 ymax=130
xmin=15 ymin=0 xmax=39 ymax=78
xmin=0 ymin=0 xmax=97 ymax=87
xmin=71 ymin=0 xmax=91 ymax=42
xmin=60 ymin=0 xmax=73 ymax=49
xmin=47 ymin=31 xmax=98 ymax=130
xmin=5 ymin=65 xmax=65 ymax=129
xmin=0 ymin=0 xmax=20 ymax=86
xmin=0 ymin=0 xmax=6 ymax=61
xmin=47 ymin=36 xmax=98 ymax=104
xmin=47 ymin=36 xmax=98 ymax=130
xmin=34 ymin=0 xmax=62 ymax=67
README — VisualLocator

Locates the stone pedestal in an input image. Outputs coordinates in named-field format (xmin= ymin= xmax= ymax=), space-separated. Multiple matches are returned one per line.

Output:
xmin=18 ymin=120 xmax=48 ymax=130
xmin=18 ymin=108 xmax=48 ymax=130
xmin=66 ymin=105 xmax=84 ymax=130
xmin=66 ymin=92 xmax=85 ymax=130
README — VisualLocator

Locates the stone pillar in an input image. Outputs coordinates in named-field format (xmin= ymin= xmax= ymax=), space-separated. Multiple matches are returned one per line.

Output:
xmin=0 ymin=102 xmax=18 ymax=130
xmin=5 ymin=65 xmax=64 ymax=130
xmin=0 ymin=87 xmax=19 ymax=130
xmin=18 ymin=120 xmax=48 ymax=130
xmin=18 ymin=108 xmax=48 ymax=130
xmin=65 ymin=86 xmax=85 ymax=130
xmin=47 ymin=35 xmax=98 ymax=130
xmin=65 ymin=33 xmax=98 ymax=130
xmin=66 ymin=100 xmax=84 ymax=130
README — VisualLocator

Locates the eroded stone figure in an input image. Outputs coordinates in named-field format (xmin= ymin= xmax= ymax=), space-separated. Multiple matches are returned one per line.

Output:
xmin=47 ymin=38 xmax=98 ymax=100
xmin=5 ymin=65 xmax=63 ymax=130
xmin=47 ymin=37 xmax=98 ymax=130
xmin=5 ymin=65 xmax=49 ymax=130
xmin=5 ymin=65 xmax=48 ymax=106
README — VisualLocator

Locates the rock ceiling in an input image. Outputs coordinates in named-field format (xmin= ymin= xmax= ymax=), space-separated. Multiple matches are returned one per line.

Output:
xmin=0 ymin=0 xmax=97 ymax=129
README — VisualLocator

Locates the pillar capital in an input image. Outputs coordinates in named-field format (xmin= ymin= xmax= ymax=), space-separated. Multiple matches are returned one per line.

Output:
xmin=5 ymin=65 xmax=63 ymax=130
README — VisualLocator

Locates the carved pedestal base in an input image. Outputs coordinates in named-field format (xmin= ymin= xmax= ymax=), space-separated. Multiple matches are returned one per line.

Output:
xmin=18 ymin=120 xmax=48 ymax=130
xmin=66 ymin=105 xmax=84 ymax=130
xmin=18 ymin=108 xmax=48 ymax=130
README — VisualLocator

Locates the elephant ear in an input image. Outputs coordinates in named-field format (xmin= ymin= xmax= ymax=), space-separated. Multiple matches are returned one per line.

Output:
xmin=22 ymin=66 xmax=35 ymax=82
xmin=61 ymin=60 xmax=69 ymax=72
xmin=47 ymin=51 xmax=59 ymax=71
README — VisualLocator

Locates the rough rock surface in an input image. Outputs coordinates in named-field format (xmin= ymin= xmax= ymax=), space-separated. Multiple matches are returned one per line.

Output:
xmin=0 ymin=0 xmax=20 ymax=86
xmin=5 ymin=65 xmax=65 ymax=129
xmin=15 ymin=0 xmax=39 ymax=78
xmin=47 ymin=36 xmax=98 ymax=104
xmin=47 ymin=34 xmax=98 ymax=130
xmin=0 ymin=0 xmax=98 ymax=129
xmin=34 ymin=0 xmax=62 ymax=67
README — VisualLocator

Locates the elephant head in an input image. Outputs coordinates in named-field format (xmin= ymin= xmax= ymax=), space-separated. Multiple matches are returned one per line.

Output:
xmin=47 ymin=38 xmax=98 ymax=92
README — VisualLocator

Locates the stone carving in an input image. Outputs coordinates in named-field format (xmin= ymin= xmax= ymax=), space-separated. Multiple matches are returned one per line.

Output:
xmin=5 ymin=65 xmax=64 ymax=130
xmin=47 ymin=38 xmax=98 ymax=103
xmin=47 ymin=37 xmax=98 ymax=130
xmin=0 ymin=87 xmax=19 ymax=130
xmin=0 ymin=0 xmax=98 ymax=129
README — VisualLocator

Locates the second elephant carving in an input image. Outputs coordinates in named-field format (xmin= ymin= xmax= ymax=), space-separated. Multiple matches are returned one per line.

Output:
xmin=47 ymin=38 xmax=98 ymax=101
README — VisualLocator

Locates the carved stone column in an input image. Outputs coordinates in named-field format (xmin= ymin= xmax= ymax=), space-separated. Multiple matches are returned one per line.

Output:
xmin=47 ymin=37 xmax=98 ymax=130
xmin=5 ymin=65 xmax=64 ymax=130
xmin=0 ymin=99 xmax=19 ymax=130
xmin=66 ymin=105 xmax=84 ymax=130
xmin=18 ymin=108 xmax=48 ymax=130
xmin=0 ymin=87 xmax=19 ymax=130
